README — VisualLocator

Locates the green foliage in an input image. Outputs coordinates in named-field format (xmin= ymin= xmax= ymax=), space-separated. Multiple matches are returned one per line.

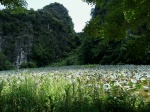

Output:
xmin=0 ymin=52 xmax=13 ymax=70
xmin=29 ymin=3 xmax=76 ymax=67
xmin=79 ymin=0 xmax=150 ymax=65
xmin=20 ymin=62 xmax=37 ymax=68
xmin=0 ymin=0 xmax=27 ymax=9
xmin=0 ymin=0 xmax=27 ymax=14
xmin=0 ymin=69 xmax=150 ymax=112
xmin=83 ymin=0 xmax=150 ymax=62
xmin=50 ymin=49 xmax=80 ymax=67
xmin=0 ymin=3 xmax=77 ymax=70
xmin=77 ymin=32 xmax=150 ymax=64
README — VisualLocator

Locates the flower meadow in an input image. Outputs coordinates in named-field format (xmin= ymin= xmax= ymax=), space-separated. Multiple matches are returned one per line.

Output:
xmin=0 ymin=65 xmax=150 ymax=112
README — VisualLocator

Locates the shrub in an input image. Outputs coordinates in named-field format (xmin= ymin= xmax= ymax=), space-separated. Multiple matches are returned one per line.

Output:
xmin=20 ymin=62 xmax=37 ymax=68
xmin=0 ymin=52 xmax=13 ymax=70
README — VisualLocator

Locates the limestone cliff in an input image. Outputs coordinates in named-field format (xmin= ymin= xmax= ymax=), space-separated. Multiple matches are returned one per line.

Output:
xmin=0 ymin=2 xmax=75 ymax=69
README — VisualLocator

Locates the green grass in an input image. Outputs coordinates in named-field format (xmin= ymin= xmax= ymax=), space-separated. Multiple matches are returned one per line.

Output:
xmin=0 ymin=65 xmax=150 ymax=112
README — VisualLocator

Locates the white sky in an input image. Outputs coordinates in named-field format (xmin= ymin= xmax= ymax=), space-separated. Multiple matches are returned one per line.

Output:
xmin=26 ymin=0 xmax=94 ymax=32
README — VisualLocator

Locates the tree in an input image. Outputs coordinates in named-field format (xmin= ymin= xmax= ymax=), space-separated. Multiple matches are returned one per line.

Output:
xmin=0 ymin=52 xmax=13 ymax=70
xmin=0 ymin=0 xmax=27 ymax=13
xmin=83 ymin=0 xmax=150 ymax=60
xmin=83 ymin=0 xmax=150 ymax=37
xmin=0 ymin=0 xmax=27 ymax=8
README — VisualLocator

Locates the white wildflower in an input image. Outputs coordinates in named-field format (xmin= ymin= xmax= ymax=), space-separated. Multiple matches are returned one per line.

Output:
xmin=103 ymin=83 xmax=111 ymax=91
xmin=143 ymin=86 xmax=149 ymax=92
xmin=131 ymin=79 xmax=137 ymax=84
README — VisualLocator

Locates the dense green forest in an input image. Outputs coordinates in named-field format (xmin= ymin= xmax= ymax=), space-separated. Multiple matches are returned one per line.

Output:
xmin=0 ymin=3 xmax=78 ymax=70
xmin=81 ymin=0 xmax=150 ymax=65
xmin=0 ymin=1 xmax=150 ymax=70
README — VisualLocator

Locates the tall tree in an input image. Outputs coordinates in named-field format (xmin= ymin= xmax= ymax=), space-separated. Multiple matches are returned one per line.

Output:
xmin=83 ymin=0 xmax=150 ymax=60
xmin=0 ymin=0 xmax=27 ymax=8
xmin=83 ymin=0 xmax=150 ymax=38
xmin=0 ymin=0 xmax=27 ymax=13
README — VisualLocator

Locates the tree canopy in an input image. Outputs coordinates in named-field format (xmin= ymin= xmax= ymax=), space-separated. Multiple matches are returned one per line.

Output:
xmin=82 ymin=0 xmax=150 ymax=60
xmin=0 ymin=0 xmax=27 ymax=8
xmin=83 ymin=0 xmax=150 ymax=38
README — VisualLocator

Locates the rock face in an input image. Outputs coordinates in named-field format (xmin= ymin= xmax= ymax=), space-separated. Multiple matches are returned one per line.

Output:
xmin=0 ymin=2 xmax=75 ymax=68
xmin=0 ymin=16 xmax=33 ymax=67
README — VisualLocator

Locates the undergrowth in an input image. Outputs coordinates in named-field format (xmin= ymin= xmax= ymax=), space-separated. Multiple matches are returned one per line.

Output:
xmin=0 ymin=71 xmax=150 ymax=112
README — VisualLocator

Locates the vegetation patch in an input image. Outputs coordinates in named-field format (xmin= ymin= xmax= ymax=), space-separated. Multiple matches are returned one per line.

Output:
xmin=0 ymin=65 xmax=150 ymax=112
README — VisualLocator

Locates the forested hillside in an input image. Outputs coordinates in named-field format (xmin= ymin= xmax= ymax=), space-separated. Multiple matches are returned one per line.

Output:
xmin=0 ymin=1 xmax=150 ymax=70
xmin=77 ymin=0 xmax=150 ymax=65
xmin=0 ymin=2 xmax=77 ymax=70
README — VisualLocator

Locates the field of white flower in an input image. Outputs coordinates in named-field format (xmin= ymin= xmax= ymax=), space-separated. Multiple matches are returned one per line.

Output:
xmin=1 ymin=65 xmax=150 ymax=100
xmin=0 ymin=65 xmax=150 ymax=112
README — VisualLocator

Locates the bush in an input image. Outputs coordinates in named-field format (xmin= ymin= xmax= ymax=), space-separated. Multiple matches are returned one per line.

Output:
xmin=0 ymin=52 xmax=13 ymax=70
xmin=50 ymin=51 xmax=80 ymax=67
xmin=20 ymin=62 xmax=37 ymax=68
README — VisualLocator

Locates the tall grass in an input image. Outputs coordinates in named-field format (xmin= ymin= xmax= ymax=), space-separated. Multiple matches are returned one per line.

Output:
xmin=0 ymin=69 xmax=150 ymax=112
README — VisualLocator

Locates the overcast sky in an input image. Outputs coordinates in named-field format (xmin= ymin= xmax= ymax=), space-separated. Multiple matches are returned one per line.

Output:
xmin=26 ymin=0 xmax=94 ymax=32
